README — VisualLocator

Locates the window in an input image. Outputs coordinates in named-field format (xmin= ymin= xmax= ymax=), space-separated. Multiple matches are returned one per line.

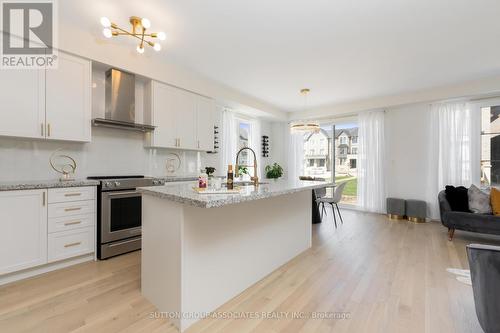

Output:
xmin=481 ymin=105 xmax=500 ymax=186
xmin=238 ymin=121 xmax=250 ymax=166
xmin=301 ymin=127 xmax=334 ymax=181
xmin=335 ymin=124 xmax=358 ymax=205
xmin=350 ymin=159 xmax=357 ymax=169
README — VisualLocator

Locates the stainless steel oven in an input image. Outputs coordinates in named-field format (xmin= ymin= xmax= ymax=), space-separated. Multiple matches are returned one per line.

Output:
xmin=88 ymin=175 xmax=165 ymax=259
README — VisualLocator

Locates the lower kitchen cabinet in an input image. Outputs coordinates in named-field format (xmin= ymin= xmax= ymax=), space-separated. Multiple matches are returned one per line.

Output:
xmin=48 ymin=227 xmax=94 ymax=263
xmin=0 ymin=186 xmax=96 ymax=279
xmin=0 ymin=189 xmax=47 ymax=275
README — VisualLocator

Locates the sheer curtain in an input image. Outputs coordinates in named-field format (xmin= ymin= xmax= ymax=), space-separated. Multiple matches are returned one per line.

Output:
xmin=357 ymin=110 xmax=386 ymax=213
xmin=427 ymin=102 xmax=480 ymax=218
xmin=287 ymin=131 xmax=304 ymax=181
xmin=250 ymin=119 xmax=262 ymax=178
xmin=221 ymin=108 xmax=237 ymax=175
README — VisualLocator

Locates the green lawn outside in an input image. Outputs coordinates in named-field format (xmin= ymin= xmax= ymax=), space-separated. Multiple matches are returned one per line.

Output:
xmin=335 ymin=176 xmax=357 ymax=196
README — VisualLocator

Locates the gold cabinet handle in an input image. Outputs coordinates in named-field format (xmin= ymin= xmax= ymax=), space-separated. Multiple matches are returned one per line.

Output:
xmin=64 ymin=242 xmax=81 ymax=248
xmin=64 ymin=207 xmax=81 ymax=212
xmin=41 ymin=123 xmax=44 ymax=137
xmin=42 ymin=192 xmax=46 ymax=206
xmin=64 ymin=193 xmax=82 ymax=197
xmin=47 ymin=123 xmax=51 ymax=137
xmin=64 ymin=220 xmax=81 ymax=226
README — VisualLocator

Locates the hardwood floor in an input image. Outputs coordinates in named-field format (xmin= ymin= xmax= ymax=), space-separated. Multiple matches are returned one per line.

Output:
xmin=1 ymin=208 xmax=497 ymax=333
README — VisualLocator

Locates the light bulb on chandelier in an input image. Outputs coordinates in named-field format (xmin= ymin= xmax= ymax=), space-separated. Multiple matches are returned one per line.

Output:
xmin=99 ymin=16 xmax=166 ymax=54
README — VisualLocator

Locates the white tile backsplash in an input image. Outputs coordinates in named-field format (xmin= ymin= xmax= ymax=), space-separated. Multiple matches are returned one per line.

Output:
xmin=0 ymin=127 xmax=217 ymax=182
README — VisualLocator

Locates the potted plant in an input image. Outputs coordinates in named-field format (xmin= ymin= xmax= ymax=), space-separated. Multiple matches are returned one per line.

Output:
xmin=205 ymin=167 xmax=216 ymax=177
xmin=238 ymin=165 xmax=250 ymax=181
xmin=265 ymin=163 xmax=284 ymax=179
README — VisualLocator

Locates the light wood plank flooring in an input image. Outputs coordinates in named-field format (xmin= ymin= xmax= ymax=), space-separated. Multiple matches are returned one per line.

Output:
xmin=1 ymin=208 xmax=498 ymax=333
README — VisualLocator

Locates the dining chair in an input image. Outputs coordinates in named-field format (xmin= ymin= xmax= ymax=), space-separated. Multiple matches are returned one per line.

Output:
xmin=314 ymin=187 xmax=327 ymax=217
xmin=317 ymin=181 xmax=348 ymax=228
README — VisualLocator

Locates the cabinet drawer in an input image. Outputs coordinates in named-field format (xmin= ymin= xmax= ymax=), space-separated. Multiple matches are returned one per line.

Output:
xmin=48 ymin=200 xmax=94 ymax=218
xmin=48 ymin=213 xmax=95 ymax=233
xmin=48 ymin=227 xmax=94 ymax=263
xmin=48 ymin=186 xmax=95 ymax=203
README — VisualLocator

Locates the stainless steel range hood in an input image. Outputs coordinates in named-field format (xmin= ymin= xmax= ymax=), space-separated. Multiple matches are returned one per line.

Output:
xmin=92 ymin=68 xmax=155 ymax=132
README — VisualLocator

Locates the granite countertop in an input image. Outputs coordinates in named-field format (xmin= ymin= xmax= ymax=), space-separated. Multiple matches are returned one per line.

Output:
xmin=160 ymin=176 xmax=198 ymax=182
xmin=0 ymin=179 xmax=100 ymax=191
xmin=138 ymin=179 xmax=333 ymax=208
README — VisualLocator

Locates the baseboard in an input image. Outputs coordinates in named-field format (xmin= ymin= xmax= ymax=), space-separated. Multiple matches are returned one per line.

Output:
xmin=0 ymin=254 xmax=95 ymax=286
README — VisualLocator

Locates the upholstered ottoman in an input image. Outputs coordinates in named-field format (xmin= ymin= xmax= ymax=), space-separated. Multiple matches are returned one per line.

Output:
xmin=406 ymin=199 xmax=427 ymax=223
xmin=387 ymin=198 xmax=405 ymax=220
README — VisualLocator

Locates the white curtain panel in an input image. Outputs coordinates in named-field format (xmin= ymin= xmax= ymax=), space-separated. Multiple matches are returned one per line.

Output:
xmin=286 ymin=131 xmax=304 ymax=181
xmin=427 ymin=102 xmax=480 ymax=218
xmin=357 ymin=110 xmax=387 ymax=213
xmin=250 ymin=118 xmax=262 ymax=178
xmin=221 ymin=109 xmax=238 ymax=175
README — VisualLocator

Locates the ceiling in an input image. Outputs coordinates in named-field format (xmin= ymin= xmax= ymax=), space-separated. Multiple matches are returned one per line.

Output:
xmin=61 ymin=0 xmax=500 ymax=112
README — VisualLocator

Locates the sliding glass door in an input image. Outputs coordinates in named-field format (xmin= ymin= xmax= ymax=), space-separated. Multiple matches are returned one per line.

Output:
xmin=298 ymin=120 xmax=359 ymax=205
xmin=333 ymin=122 xmax=359 ymax=205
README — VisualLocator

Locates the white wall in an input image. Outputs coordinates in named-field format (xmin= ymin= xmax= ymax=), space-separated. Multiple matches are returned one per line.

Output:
xmin=385 ymin=104 xmax=433 ymax=216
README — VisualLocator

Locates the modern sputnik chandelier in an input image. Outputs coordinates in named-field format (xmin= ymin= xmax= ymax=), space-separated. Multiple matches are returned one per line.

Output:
xmin=100 ymin=16 xmax=166 ymax=54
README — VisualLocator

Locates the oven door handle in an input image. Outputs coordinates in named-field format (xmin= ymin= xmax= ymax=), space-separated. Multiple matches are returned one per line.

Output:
xmin=106 ymin=191 xmax=140 ymax=197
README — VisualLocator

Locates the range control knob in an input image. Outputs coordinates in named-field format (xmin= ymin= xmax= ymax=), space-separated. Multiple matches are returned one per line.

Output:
xmin=153 ymin=180 xmax=159 ymax=185
xmin=114 ymin=181 xmax=121 ymax=187
xmin=104 ymin=181 xmax=111 ymax=188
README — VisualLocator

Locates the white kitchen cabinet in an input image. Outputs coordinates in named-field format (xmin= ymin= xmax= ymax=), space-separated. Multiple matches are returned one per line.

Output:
xmin=0 ymin=69 xmax=45 ymax=139
xmin=46 ymin=52 xmax=92 ymax=142
xmin=144 ymin=80 xmax=215 ymax=151
xmin=47 ymin=226 xmax=94 ymax=263
xmin=176 ymin=89 xmax=197 ymax=149
xmin=0 ymin=190 xmax=47 ymax=275
xmin=145 ymin=81 xmax=178 ymax=148
xmin=196 ymin=96 xmax=215 ymax=151
xmin=0 ymin=51 xmax=91 ymax=142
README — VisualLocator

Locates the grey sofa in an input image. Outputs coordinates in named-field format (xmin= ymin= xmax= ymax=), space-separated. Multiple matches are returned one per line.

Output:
xmin=438 ymin=190 xmax=500 ymax=240
xmin=466 ymin=244 xmax=500 ymax=333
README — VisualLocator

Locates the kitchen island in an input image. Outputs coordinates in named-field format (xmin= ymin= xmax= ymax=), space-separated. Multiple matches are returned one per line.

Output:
xmin=138 ymin=179 xmax=330 ymax=332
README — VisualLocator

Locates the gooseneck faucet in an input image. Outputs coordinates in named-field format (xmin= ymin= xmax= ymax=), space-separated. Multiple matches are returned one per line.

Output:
xmin=235 ymin=147 xmax=259 ymax=186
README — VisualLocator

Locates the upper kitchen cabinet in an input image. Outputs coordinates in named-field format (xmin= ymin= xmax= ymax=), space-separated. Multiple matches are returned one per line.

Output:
xmin=196 ymin=96 xmax=216 ymax=151
xmin=0 ymin=69 xmax=45 ymax=139
xmin=144 ymin=80 xmax=215 ymax=151
xmin=176 ymin=89 xmax=197 ymax=149
xmin=0 ymin=51 xmax=91 ymax=142
xmin=144 ymin=80 xmax=177 ymax=148
xmin=45 ymin=52 xmax=92 ymax=142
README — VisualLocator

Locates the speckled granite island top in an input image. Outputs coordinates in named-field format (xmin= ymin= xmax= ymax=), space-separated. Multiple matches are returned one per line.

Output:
xmin=0 ymin=179 xmax=100 ymax=191
xmin=138 ymin=179 xmax=332 ymax=208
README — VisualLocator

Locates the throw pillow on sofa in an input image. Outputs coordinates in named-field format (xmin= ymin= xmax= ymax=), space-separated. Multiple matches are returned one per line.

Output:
xmin=445 ymin=185 xmax=470 ymax=212
xmin=468 ymin=184 xmax=492 ymax=214
xmin=490 ymin=188 xmax=500 ymax=216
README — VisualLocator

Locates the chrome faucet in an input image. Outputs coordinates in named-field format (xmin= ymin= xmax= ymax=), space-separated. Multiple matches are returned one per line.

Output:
xmin=235 ymin=147 xmax=259 ymax=186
